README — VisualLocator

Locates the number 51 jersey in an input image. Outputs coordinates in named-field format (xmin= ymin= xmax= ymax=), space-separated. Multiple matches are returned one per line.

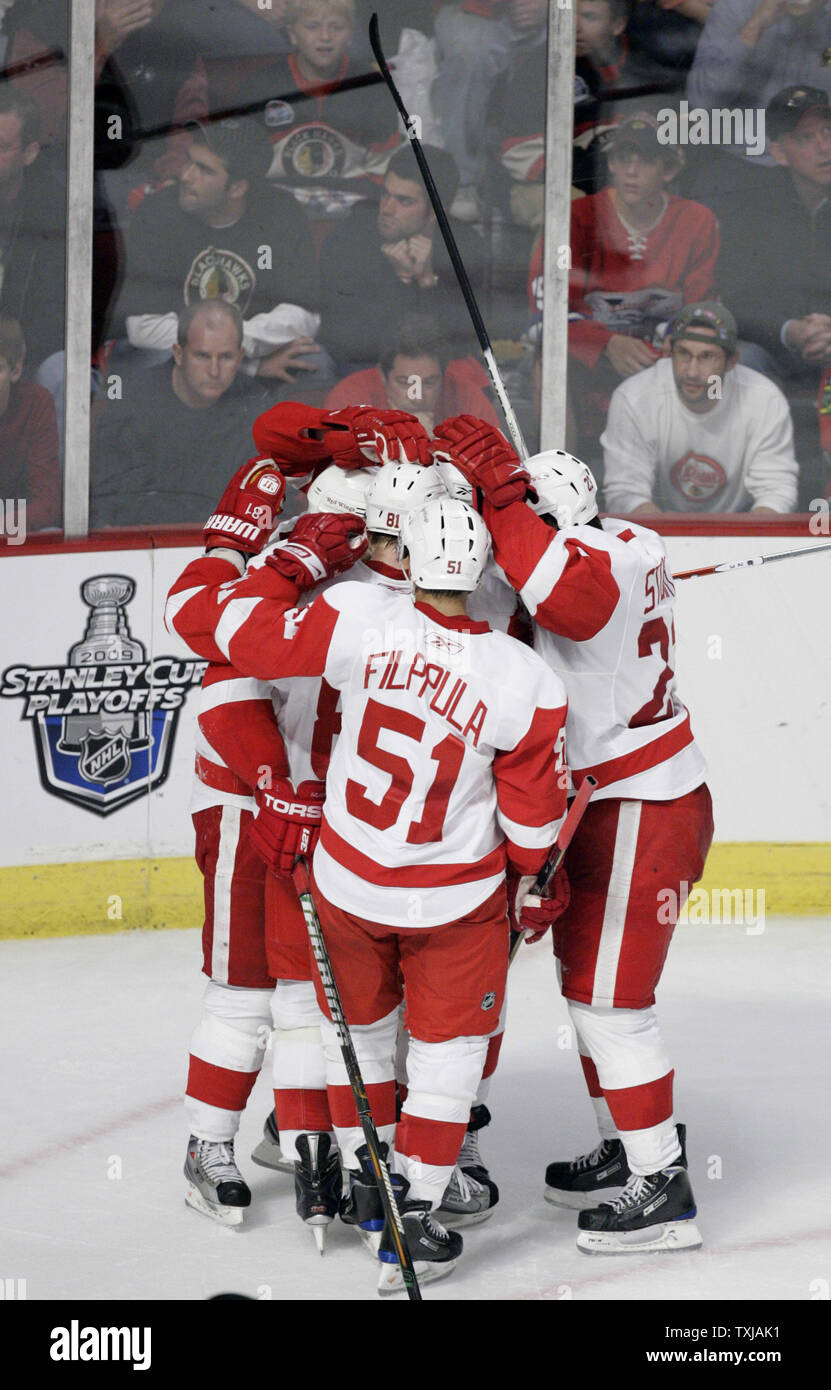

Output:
xmin=190 ymin=567 xmax=571 ymax=928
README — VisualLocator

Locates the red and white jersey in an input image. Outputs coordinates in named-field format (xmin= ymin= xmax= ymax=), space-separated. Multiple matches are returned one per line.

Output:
xmin=167 ymin=556 xmax=569 ymax=928
xmin=190 ymin=665 xmax=282 ymax=814
xmin=266 ymin=555 xmax=412 ymax=788
xmin=485 ymin=503 xmax=707 ymax=801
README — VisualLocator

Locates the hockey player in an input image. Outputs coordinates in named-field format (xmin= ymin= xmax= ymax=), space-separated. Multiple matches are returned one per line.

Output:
xmin=176 ymin=403 xmax=431 ymax=1232
xmin=167 ymin=482 xmax=571 ymax=1292
xmin=435 ymin=414 xmax=714 ymax=1255
xmin=182 ymin=456 xmax=291 ymax=1227
xmin=361 ymin=461 xmax=501 ymax=1231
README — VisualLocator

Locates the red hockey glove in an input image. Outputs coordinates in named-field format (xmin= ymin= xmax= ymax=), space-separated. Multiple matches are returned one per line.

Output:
xmin=321 ymin=406 xmax=433 ymax=467
xmin=249 ymin=778 xmax=326 ymax=876
xmin=204 ymin=458 xmax=286 ymax=555
xmin=433 ymin=415 xmax=535 ymax=509
xmin=265 ymin=511 xmax=367 ymax=588
xmin=252 ymin=402 xmax=334 ymax=477
xmin=513 ymin=866 xmax=571 ymax=944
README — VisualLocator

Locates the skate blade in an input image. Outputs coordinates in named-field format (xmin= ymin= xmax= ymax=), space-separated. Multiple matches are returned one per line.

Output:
xmin=436 ymin=1205 xmax=495 ymax=1229
xmin=576 ymin=1219 xmax=703 ymax=1256
xmin=358 ymin=1228 xmax=383 ymax=1258
xmin=307 ymin=1220 xmax=330 ymax=1255
xmin=185 ymin=1184 xmax=245 ymax=1228
xmin=250 ymin=1139 xmax=295 ymax=1174
xmin=376 ymin=1258 xmax=457 ymax=1297
xmin=544 ymin=1185 xmax=625 ymax=1211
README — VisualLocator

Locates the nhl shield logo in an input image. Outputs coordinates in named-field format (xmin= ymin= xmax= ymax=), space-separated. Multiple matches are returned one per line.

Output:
xmin=1 ymin=574 xmax=206 ymax=816
xmin=79 ymin=729 xmax=133 ymax=787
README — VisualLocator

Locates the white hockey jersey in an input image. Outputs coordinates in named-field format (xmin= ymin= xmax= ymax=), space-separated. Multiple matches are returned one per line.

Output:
xmin=484 ymin=502 xmax=707 ymax=801
xmin=184 ymin=556 xmax=412 ymax=813
xmin=167 ymin=555 xmax=569 ymax=927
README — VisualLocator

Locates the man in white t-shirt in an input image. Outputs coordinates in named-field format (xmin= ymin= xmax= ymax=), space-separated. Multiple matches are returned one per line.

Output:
xmin=601 ymin=302 xmax=798 ymax=515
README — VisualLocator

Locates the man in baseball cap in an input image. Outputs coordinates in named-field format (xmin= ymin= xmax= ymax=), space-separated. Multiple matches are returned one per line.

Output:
xmin=602 ymin=297 xmax=798 ymax=515
xmin=669 ymin=302 xmax=738 ymax=361
xmin=765 ymin=85 xmax=830 ymax=145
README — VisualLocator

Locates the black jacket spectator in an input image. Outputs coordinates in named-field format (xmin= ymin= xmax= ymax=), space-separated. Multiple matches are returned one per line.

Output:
xmin=111 ymin=176 xmax=319 ymax=337
xmin=320 ymin=144 xmax=486 ymax=367
xmin=717 ymin=171 xmax=831 ymax=376
xmin=90 ymin=365 xmax=268 ymax=528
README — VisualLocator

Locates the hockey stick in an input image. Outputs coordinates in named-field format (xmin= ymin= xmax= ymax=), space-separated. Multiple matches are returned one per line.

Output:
xmin=673 ymin=541 xmax=831 ymax=581
xmin=292 ymin=858 xmax=422 ymax=1301
xmin=368 ymin=12 xmax=529 ymax=460
xmin=509 ymin=774 xmax=597 ymax=964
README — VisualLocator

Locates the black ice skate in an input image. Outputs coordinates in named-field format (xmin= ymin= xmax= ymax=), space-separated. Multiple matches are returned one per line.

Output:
xmin=294 ymin=1132 xmax=342 ymax=1254
xmin=576 ymin=1162 xmax=702 ymax=1254
xmin=544 ymin=1138 xmax=632 ymax=1210
xmin=184 ymin=1136 xmax=251 ymax=1227
xmin=250 ymin=1109 xmax=294 ymax=1174
xmin=457 ymin=1103 xmax=499 ymax=1205
xmin=339 ymin=1142 xmax=386 ymax=1256
xmin=545 ymin=1123 xmax=688 ymax=1210
xmin=377 ymin=1175 xmax=463 ymax=1296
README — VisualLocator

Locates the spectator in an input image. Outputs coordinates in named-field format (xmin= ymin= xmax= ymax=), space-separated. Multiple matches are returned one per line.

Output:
xmin=110 ymin=117 xmax=324 ymax=387
xmin=200 ymin=2 xmax=293 ymax=122
xmin=433 ymin=0 xmax=548 ymax=222
xmin=491 ymin=0 xmax=679 ymax=226
xmin=717 ymin=86 xmax=831 ymax=385
xmin=0 ymin=88 xmax=66 ymax=376
xmin=566 ymin=113 xmax=718 ymax=446
xmin=91 ymin=300 xmax=268 ymax=527
xmin=572 ymin=0 xmax=681 ymax=192
xmin=321 ymin=142 xmax=486 ymax=369
xmin=601 ymin=301 xmax=798 ymax=514
xmin=323 ymin=312 xmax=499 ymax=431
xmin=5 ymin=1 xmax=209 ymax=190
xmin=0 ymin=314 xmax=61 ymax=533
xmin=686 ymin=0 xmax=831 ymax=208
xmin=248 ymin=0 xmax=401 ymax=220
xmin=627 ymin=0 xmax=713 ymax=74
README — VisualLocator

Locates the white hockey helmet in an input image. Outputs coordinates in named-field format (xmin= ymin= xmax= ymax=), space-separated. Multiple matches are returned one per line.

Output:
xmin=364 ymin=462 xmax=447 ymax=536
xmin=305 ymin=464 xmax=376 ymax=518
xmin=432 ymin=450 xmax=473 ymax=504
xmin=525 ymin=449 xmax=598 ymax=528
xmin=399 ymin=495 xmax=491 ymax=591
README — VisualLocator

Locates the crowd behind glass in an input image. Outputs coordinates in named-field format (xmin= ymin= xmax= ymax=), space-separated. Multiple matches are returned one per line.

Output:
xmin=1 ymin=0 xmax=827 ymax=535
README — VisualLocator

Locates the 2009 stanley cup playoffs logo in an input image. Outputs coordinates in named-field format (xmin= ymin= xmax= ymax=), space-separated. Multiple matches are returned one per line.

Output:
xmin=0 ymin=575 xmax=206 ymax=815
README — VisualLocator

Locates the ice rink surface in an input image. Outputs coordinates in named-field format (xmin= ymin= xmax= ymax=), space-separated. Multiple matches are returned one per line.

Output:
xmin=3 ymin=917 xmax=830 ymax=1303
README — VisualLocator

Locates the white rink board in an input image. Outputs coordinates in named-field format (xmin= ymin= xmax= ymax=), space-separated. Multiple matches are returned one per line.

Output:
xmin=0 ymin=534 xmax=829 ymax=867
xmin=0 ymin=546 xmax=203 ymax=867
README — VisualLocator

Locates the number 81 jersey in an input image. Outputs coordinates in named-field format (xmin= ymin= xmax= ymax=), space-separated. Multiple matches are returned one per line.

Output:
xmin=523 ymin=518 xmax=707 ymax=802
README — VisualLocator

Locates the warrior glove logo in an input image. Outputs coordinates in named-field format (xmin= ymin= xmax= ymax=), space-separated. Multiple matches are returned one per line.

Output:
xmin=0 ymin=575 xmax=205 ymax=815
